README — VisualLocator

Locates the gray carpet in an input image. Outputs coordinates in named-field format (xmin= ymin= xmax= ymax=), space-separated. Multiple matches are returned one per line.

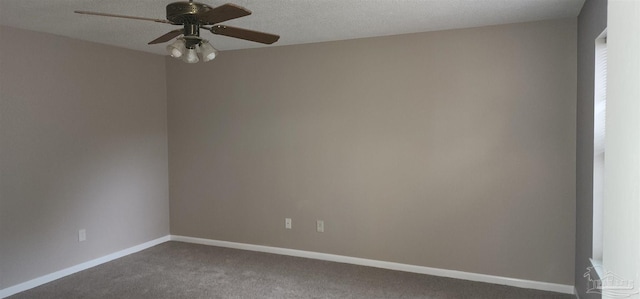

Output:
xmin=10 ymin=241 xmax=574 ymax=299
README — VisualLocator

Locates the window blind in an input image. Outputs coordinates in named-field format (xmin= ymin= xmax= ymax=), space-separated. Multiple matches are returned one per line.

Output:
xmin=594 ymin=40 xmax=607 ymax=156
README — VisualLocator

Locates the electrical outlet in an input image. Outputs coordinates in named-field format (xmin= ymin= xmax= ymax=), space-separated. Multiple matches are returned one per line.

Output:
xmin=78 ymin=229 xmax=86 ymax=242
xmin=316 ymin=220 xmax=324 ymax=233
xmin=285 ymin=218 xmax=292 ymax=229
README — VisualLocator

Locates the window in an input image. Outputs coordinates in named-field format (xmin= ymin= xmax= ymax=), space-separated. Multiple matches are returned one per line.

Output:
xmin=592 ymin=29 xmax=607 ymax=263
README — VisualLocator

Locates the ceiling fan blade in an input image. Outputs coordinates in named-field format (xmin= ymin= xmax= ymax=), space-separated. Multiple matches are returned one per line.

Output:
xmin=198 ymin=3 xmax=251 ymax=25
xmin=74 ymin=11 xmax=172 ymax=24
xmin=148 ymin=29 xmax=185 ymax=44
xmin=209 ymin=25 xmax=280 ymax=44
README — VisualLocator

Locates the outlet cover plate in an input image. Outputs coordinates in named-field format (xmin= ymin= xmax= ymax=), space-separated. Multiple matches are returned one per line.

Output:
xmin=316 ymin=220 xmax=324 ymax=232
xmin=285 ymin=218 xmax=292 ymax=229
xmin=78 ymin=229 xmax=86 ymax=242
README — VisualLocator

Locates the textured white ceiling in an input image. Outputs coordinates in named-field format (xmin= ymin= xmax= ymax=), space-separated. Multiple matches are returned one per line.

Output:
xmin=0 ymin=0 xmax=584 ymax=55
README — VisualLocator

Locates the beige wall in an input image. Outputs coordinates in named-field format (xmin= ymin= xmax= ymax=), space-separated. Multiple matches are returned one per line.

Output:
xmin=0 ymin=26 xmax=170 ymax=288
xmin=168 ymin=18 xmax=577 ymax=284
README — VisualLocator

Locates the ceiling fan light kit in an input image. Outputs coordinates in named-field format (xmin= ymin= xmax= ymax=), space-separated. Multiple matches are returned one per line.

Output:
xmin=166 ymin=38 xmax=217 ymax=63
xmin=75 ymin=1 xmax=279 ymax=64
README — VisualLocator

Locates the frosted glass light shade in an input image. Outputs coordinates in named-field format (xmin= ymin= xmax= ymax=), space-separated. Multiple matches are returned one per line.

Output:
xmin=200 ymin=41 xmax=218 ymax=62
xmin=183 ymin=48 xmax=199 ymax=63
xmin=166 ymin=39 xmax=186 ymax=58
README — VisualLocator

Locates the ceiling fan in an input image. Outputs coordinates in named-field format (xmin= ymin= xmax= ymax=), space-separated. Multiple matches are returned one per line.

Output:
xmin=75 ymin=1 xmax=280 ymax=63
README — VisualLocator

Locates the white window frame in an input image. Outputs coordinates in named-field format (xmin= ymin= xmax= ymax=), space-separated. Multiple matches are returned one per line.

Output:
xmin=591 ymin=29 xmax=607 ymax=268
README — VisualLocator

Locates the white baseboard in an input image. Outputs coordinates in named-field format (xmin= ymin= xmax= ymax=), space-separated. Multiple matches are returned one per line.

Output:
xmin=1 ymin=235 xmax=575 ymax=297
xmin=171 ymin=235 xmax=575 ymax=295
xmin=0 ymin=235 xmax=170 ymax=299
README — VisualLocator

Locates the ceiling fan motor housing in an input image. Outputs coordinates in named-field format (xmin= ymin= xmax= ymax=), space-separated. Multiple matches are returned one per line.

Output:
xmin=166 ymin=1 xmax=212 ymax=24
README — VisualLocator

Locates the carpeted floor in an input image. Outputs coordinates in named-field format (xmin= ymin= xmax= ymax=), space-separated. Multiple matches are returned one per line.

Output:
xmin=10 ymin=241 xmax=574 ymax=299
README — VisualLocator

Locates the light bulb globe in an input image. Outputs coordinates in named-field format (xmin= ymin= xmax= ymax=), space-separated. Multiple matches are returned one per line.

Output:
xmin=166 ymin=39 xmax=186 ymax=58
xmin=183 ymin=48 xmax=199 ymax=63
xmin=199 ymin=41 xmax=219 ymax=62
